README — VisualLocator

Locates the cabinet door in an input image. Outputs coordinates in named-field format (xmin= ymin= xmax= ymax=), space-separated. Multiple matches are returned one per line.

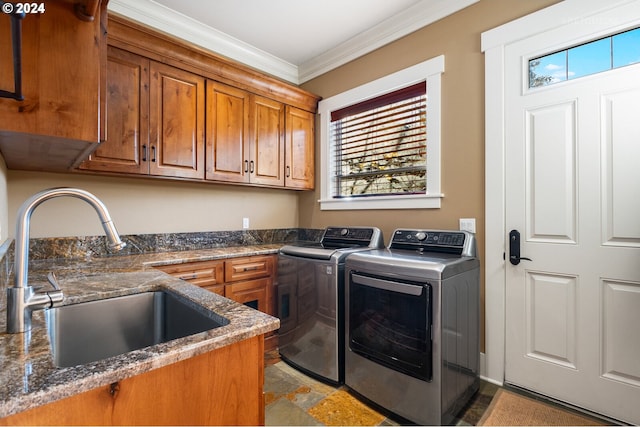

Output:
xmin=250 ymin=96 xmax=285 ymax=186
xmin=149 ymin=62 xmax=205 ymax=179
xmin=225 ymin=278 xmax=269 ymax=313
xmin=0 ymin=336 xmax=265 ymax=426
xmin=0 ymin=1 xmax=106 ymax=170
xmin=285 ymin=106 xmax=315 ymax=189
xmin=205 ymin=81 xmax=250 ymax=183
xmin=80 ymin=47 xmax=149 ymax=174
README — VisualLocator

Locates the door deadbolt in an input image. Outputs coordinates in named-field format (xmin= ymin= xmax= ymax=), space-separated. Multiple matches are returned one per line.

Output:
xmin=509 ymin=230 xmax=532 ymax=265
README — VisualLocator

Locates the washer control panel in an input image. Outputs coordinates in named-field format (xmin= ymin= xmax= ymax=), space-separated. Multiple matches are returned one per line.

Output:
xmin=321 ymin=226 xmax=384 ymax=248
xmin=390 ymin=229 xmax=475 ymax=256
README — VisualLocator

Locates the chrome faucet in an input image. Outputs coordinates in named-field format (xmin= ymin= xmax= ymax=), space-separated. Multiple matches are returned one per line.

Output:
xmin=6 ymin=188 xmax=127 ymax=333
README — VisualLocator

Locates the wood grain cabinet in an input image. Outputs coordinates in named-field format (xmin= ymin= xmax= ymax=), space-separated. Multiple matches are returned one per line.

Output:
xmin=285 ymin=106 xmax=315 ymax=190
xmin=74 ymin=15 xmax=320 ymax=190
xmin=154 ymin=259 xmax=225 ymax=295
xmin=0 ymin=0 xmax=107 ymax=171
xmin=224 ymin=255 xmax=274 ymax=315
xmin=156 ymin=254 xmax=278 ymax=351
xmin=80 ymin=48 xmax=205 ymax=180
xmin=156 ymin=255 xmax=275 ymax=316
xmin=149 ymin=62 xmax=205 ymax=179
xmin=79 ymin=46 xmax=150 ymax=174
xmin=0 ymin=335 xmax=265 ymax=426
xmin=205 ymin=82 xmax=285 ymax=187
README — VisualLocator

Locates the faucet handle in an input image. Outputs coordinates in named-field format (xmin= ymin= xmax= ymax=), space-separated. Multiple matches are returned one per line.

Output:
xmin=47 ymin=272 xmax=61 ymax=290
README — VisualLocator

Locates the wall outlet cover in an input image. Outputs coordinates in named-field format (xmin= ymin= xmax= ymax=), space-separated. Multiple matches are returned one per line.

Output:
xmin=459 ymin=218 xmax=476 ymax=233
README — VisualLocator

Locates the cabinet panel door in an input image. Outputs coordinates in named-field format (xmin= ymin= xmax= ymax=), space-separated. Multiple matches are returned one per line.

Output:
xmin=0 ymin=337 xmax=264 ymax=426
xmin=0 ymin=1 xmax=106 ymax=171
xmin=251 ymin=96 xmax=285 ymax=186
xmin=149 ymin=62 xmax=205 ymax=179
xmin=285 ymin=106 xmax=315 ymax=189
xmin=80 ymin=47 xmax=149 ymax=174
xmin=225 ymin=278 xmax=269 ymax=313
xmin=205 ymin=81 xmax=250 ymax=183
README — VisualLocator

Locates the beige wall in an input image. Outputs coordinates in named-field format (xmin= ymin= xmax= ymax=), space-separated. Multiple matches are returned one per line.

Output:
xmin=6 ymin=171 xmax=299 ymax=238
xmin=300 ymin=0 xmax=560 ymax=351
xmin=300 ymin=0 xmax=559 ymax=241
xmin=0 ymin=153 xmax=7 ymax=244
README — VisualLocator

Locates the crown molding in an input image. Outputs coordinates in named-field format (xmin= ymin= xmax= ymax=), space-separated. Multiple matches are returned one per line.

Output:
xmin=108 ymin=0 xmax=300 ymax=83
xmin=108 ymin=0 xmax=478 ymax=85
xmin=298 ymin=0 xmax=478 ymax=83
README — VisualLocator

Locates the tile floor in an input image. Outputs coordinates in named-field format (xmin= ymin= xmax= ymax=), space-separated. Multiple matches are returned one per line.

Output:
xmin=264 ymin=358 xmax=499 ymax=426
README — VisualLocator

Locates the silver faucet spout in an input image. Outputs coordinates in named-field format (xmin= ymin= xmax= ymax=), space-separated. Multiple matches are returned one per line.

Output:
xmin=7 ymin=187 xmax=126 ymax=333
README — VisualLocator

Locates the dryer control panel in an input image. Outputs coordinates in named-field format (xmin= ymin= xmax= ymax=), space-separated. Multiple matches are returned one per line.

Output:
xmin=390 ymin=229 xmax=476 ymax=257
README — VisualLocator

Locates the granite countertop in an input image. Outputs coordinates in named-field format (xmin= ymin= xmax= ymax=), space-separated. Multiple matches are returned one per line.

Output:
xmin=0 ymin=244 xmax=282 ymax=418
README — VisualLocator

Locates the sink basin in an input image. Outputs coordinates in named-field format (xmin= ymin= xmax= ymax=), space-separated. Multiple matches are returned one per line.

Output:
xmin=46 ymin=291 xmax=229 ymax=367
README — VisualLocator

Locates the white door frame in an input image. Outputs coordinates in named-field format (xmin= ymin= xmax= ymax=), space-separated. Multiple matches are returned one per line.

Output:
xmin=481 ymin=0 xmax=640 ymax=385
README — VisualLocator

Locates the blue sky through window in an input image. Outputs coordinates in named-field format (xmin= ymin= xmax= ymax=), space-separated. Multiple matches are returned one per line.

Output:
xmin=529 ymin=27 xmax=640 ymax=87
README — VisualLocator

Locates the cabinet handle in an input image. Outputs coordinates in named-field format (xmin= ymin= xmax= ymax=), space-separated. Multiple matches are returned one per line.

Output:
xmin=178 ymin=274 xmax=198 ymax=280
xmin=151 ymin=145 xmax=156 ymax=162
xmin=244 ymin=160 xmax=249 ymax=173
xmin=142 ymin=145 xmax=148 ymax=162
xmin=286 ymin=165 xmax=291 ymax=177
xmin=243 ymin=266 xmax=260 ymax=272
xmin=249 ymin=160 xmax=254 ymax=174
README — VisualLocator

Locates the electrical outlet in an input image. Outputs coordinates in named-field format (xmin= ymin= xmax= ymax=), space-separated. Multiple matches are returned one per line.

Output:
xmin=242 ymin=217 xmax=249 ymax=229
xmin=459 ymin=218 xmax=476 ymax=233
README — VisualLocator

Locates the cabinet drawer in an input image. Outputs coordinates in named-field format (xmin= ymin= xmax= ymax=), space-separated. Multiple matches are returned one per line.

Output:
xmin=225 ymin=255 xmax=274 ymax=282
xmin=156 ymin=260 xmax=224 ymax=288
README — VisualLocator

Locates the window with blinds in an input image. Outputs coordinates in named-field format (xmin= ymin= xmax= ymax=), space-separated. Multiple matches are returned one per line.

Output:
xmin=330 ymin=82 xmax=427 ymax=198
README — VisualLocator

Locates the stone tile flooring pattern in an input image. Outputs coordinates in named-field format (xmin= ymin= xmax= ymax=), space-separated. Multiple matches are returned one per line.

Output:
xmin=264 ymin=361 xmax=500 ymax=426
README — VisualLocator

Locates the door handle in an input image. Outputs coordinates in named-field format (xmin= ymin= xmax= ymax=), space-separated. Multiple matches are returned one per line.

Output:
xmin=509 ymin=229 xmax=532 ymax=265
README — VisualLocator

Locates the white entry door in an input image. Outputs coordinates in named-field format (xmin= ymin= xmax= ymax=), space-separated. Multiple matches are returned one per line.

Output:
xmin=504 ymin=14 xmax=640 ymax=425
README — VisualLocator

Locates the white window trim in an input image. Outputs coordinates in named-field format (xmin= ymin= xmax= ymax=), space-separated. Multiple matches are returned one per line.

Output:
xmin=318 ymin=55 xmax=445 ymax=210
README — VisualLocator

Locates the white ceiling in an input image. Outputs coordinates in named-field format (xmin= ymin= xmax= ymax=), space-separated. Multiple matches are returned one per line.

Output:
xmin=108 ymin=0 xmax=478 ymax=84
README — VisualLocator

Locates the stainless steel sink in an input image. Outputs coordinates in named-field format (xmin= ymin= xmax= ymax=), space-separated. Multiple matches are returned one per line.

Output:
xmin=46 ymin=291 xmax=229 ymax=367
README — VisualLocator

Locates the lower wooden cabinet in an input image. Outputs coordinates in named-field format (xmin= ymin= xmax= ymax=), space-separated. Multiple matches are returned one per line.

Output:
xmin=225 ymin=278 xmax=269 ymax=312
xmin=155 ymin=259 xmax=225 ymax=295
xmin=0 ymin=335 xmax=265 ymax=426
xmin=155 ymin=255 xmax=278 ymax=351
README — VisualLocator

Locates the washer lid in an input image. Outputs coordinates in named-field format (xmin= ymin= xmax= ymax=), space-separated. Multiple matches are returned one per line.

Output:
xmin=280 ymin=226 xmax=384 ymax=260
xmin=280 ymin=243 xmax=340 ymax=260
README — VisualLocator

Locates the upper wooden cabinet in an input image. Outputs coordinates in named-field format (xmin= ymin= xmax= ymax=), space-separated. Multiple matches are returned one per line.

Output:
xmin=80 ymin=48 xmax=205 ymax=180
xmin=79 ymin=14 xmax=320 ymax=189
xmin=80 ymin=46 xmax=149 ymax=174
xmin=0 ymin=0 xmax=107 ymax=171
xmin=205 ymin=81 xmax=251 ymax=183
xmin=206 ymin=82 xmax=286 ymax=187
xmin=251 ymin=95 xmax=286 ymax=187
xmin=285 ymin=106 xmax=315 ymax=190
xmin=149 ymin=62 xmax=205 ymax=179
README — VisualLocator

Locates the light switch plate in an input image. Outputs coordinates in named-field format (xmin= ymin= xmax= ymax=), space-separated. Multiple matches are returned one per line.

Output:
xmin=459 ymin=218 xmax=476 ymax=233
xmin=242 ymin=217 xmax=250 ymax=229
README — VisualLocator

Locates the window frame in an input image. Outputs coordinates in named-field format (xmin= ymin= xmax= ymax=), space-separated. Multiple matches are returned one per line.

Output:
xmin=318 ymin=55 xmax=444 ymax=210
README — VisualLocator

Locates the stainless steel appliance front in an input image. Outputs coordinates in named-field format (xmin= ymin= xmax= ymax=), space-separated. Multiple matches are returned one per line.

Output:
xmin=276 ymin=227 xmax=384 ymax=384
xmin=345 ymin=229 xmax=480 ymax=425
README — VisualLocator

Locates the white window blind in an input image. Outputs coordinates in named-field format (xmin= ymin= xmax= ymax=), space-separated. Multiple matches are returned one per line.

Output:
xmin=331 ymin=82 xmax=426 ymax=198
